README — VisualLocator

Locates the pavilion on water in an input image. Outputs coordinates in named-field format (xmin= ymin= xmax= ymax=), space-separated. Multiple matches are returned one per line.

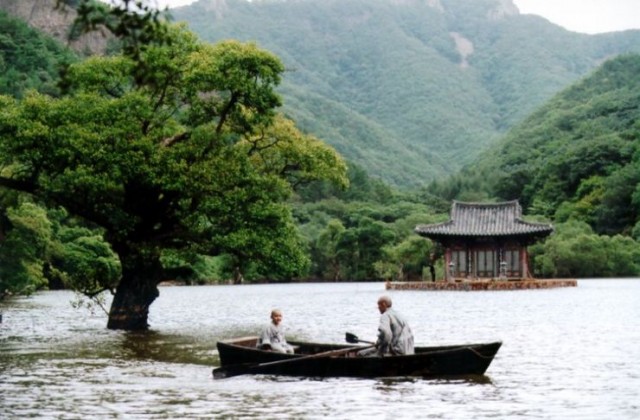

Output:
xmin=414 ymin=200 xmax=553 ymax=281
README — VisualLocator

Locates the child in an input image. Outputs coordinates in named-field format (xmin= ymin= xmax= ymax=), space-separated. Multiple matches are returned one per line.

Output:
xmin=256 ymin=309 xmax=295 ymax=354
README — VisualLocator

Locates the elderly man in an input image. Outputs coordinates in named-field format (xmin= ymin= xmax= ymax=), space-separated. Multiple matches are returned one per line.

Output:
xmin=361 ymin=295 xmax=415 ymax=356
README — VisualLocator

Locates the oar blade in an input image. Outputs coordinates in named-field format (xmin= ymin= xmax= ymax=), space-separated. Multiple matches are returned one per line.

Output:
xmin=345 ymin=332 xmax=359 ymax=343
xmin=212 ymin=367 xmax=229 ymax=379
xmin=212 ymin=363 xmax=253 ymax=379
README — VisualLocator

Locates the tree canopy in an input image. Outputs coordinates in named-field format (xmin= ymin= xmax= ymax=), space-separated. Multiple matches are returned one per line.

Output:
xmin=0 ymin=14 xmax=347 ymax=329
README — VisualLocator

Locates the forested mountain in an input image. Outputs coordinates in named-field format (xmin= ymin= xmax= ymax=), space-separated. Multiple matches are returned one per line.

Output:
xmin=169 ymin=0 xmax=640 ymax=187
xmin=436 ymin=54 xmax=640 ymax=238
xmin=0 ymin=10 xmax=76 ymax=97
xmin=0 ymin=1 xmax=638 ymax=287
xmin=0 ymin=0 xmax=108 ymax=55
xmin=3 ymin=0 xmax=640 ymax=187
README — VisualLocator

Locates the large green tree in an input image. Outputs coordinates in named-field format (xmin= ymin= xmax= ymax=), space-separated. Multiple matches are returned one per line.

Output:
xmin=0 ymin=17 xmax=346 ymax=329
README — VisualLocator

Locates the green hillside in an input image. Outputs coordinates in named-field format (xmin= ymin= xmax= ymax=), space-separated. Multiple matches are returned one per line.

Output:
xmin=447 ymin=54 xmax=640 ymax=238
xmin=171 ymin=0 xmax=640 ymax=187
xmin=0 ymin=10 xmax=76 ymax=97
xmin=0 ymin=1 xmax=638 ymax=283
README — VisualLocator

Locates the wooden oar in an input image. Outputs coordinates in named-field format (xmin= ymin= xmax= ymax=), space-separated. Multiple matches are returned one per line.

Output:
xmin=213 ymin=344 xmax=373 ymax=379
xmin=345 ymin=332 xmax=375 ymax=345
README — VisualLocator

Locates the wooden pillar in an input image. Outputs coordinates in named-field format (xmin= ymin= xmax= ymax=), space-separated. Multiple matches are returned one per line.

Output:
xmin=521 ymin=246 xmax=529 ymax=279
xmin=498 ymin=245 xmax=506 ymax=280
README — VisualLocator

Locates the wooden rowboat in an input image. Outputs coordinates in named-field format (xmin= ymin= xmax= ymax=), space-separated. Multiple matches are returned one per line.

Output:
xmin=213 ymin=336 xmax=502 ymax=379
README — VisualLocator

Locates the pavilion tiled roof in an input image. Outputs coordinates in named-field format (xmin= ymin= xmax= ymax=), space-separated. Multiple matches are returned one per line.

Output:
xmin=415 ymin=200 xmax=553 ymax=238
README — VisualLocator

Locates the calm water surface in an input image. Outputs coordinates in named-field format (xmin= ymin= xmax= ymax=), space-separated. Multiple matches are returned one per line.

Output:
xmin=1 ymin=279 xmax=639 ymax=419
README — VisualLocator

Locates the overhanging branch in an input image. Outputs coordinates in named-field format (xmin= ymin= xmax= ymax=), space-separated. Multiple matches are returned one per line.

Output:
xmin=161 ymin=132 xmax=190 ymax=147
xmin=0 ymin=176 xmax=36 ymax=194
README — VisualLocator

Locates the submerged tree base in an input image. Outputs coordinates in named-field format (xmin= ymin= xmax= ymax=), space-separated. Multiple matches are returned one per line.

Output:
xmin=107 ymin=280 xmax=160 ymax=330
xmin=107 ymin=307 xmax=151 ymax=330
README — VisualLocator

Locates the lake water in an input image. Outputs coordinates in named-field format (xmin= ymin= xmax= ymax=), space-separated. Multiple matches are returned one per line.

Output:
xmin=1 ymin=279 xmax=639 ymax=419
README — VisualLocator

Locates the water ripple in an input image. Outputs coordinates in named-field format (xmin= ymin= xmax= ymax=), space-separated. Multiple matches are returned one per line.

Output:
xmin=1 ymin=279 xmax=640 ymax=419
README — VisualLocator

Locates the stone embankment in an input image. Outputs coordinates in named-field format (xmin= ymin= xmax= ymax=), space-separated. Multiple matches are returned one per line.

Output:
xmin=387 ymin=279 xmax=577 ymax=291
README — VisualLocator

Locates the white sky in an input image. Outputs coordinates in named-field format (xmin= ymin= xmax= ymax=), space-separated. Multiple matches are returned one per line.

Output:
xmin=514 ymin=0 xmax=640 ymax=34
xmin=153 ymin=0 xmax=640 ymax=34
xmin=153 ymin=0 xmax=196 ymax=8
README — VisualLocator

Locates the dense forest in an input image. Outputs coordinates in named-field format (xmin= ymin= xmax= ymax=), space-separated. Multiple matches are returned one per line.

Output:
xmin=0 ymin=11 xmax=76 ymax=97
xmin=428 ymin=53 xmax=640 ymax=277
xmin=0 ymin=2 xmax=639 ymax=322
xmin=431 ymin=55 xmax=640 ymax=237
xmin=172 ymin=0 xmax=640 ymax=187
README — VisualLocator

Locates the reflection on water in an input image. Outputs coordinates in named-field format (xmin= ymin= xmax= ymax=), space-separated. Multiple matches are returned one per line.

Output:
xmin=1 ymin=280 xmax=640 ymax=419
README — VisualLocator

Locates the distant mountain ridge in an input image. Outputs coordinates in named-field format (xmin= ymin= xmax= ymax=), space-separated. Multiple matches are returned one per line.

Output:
xmin=170 ymin=0 xmax=640 ymax=187
xmin=2 ymin=0 xmax=640 ymax=187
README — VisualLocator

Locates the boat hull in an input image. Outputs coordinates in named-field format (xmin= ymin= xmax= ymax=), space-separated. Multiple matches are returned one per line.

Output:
xmin=215 ymin=337 xmax=501 ymax=378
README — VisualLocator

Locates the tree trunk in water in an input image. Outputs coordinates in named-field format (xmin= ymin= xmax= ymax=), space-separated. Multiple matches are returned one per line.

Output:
xmin=107 ymin=249 xmax=162 ymax=330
